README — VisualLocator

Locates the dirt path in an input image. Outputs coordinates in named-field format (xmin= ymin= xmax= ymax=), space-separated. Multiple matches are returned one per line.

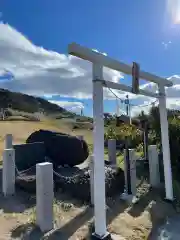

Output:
xmin=0 ymin=183 xmax=176 ymax=240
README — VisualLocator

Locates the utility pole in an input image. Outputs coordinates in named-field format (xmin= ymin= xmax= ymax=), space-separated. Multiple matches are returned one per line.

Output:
xmin=125 ymin=94 xmax=132 ymax=124
xmin=116 ymin=98 xmax=120 ymax=116
xmin=124 ymin=94 xmax=132 ymax=194
xmin=80 ymin=108 xmax=83 ymax=116
xmin=125 ymin=95 xmax=129 ymax=116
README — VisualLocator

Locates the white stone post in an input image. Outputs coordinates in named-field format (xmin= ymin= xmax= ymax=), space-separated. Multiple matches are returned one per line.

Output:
xmin=158 ymin=84 xmax=173 ymax=201
xmin=123 ymin=149 xmax=136 ymax=196
xmin=2 ymin=149 xmax=15 ymax=196
xmin=1 ymin=108 xmax=5 ymax=121
xmin=108 ymin=139 xmax=117 ymax=167
xmin=89 ymin=155 xmax=94 ymax=205
xmin=36 ymin=162 xmax=54 ymax=232
xmin=92 ymin=64 xmax=108 ymax=238
xmin=5 ymin=134 xmax=13 ymax=149
xmin=148 ymin=145 xmax=160 ymax=188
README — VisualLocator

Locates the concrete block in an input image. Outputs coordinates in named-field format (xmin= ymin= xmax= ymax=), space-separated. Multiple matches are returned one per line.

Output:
xmin=148 ymin=145 xmax=160 ymax=188
xmin=5 ymin=134 xmax=13 ymax=149
xmin=2 ymin=148 xmax=15 ymax=196
xmin=36 ymin=162 xmax=54 ymax=232
xmin=108 ymin=139 xmax=116 ymax=167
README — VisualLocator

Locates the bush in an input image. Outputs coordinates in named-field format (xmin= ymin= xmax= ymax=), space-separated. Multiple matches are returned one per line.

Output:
xmin=105 ymin=124 xmax=142 ymax=148
xmin=104 ymin=126 xmax=117 ymax=140
xmin=169 ymin=117 xmax=180 ymax=167
xmin=150 ymin=106 xmax=180 ymax=168
xmin=104 ymin=106 xmax=180 ymax=179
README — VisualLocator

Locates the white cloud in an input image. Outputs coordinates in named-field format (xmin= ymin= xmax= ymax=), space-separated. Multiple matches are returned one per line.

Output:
xmin=130 ymin=97 xmax=180 ymax=117
xmin=0 ymin=23 xmax=123 ymax=99
xmin=49 ymin=100 xmax=84 ymax=113
xmin=128 ymin=75 xmax=180 ymax=116
xmin=130 ymin=100 xmax=157 ymax=117
xmin=1 ymin=23 xmax=180 ymax=115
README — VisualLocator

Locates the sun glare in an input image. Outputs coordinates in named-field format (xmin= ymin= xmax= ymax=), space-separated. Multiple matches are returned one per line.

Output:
xmin=167 ymin=0 xmax=180 ymax=24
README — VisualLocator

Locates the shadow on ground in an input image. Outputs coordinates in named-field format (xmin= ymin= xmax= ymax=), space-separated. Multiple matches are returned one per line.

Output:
xmin=127 ymin=186 xmax=176 ymax=240
xmin=10 ymin=196 xmax=128 ymax=240
xmin=148 ymin=214 xmax=180 ymax=240
xmin=10 ymin=206 xmax=92 ymax=239
xmin=0 ymin=192 xmax=36 ymax=213
xmin=0 ymin=168 xmax=36 ymax=213
xmin=147 ymin=199 xmax=177 ymax=240
xmin=11 ymin=223 xmax=43 ymax=240
xmin=128 ymin=189 xmax=155 ymax=218
xmin=4 ymin=118 xmax=39 ymax=122
xmin=3 ymin=163 xmax=176 ymax=240
xmin=10 ymin=186 xmax=176 ymax=239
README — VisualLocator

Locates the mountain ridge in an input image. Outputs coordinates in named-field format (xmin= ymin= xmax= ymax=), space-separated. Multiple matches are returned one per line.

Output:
xmin=0 ymin=88 xmax=75 ymax=118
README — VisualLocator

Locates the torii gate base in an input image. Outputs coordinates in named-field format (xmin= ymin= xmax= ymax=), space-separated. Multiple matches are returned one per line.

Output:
xmin=68 ymin=42 xmax=174 ymax=239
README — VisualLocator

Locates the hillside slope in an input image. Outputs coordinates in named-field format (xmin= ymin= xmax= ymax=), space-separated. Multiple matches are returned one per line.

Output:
xmin=0 ymin=88 xmax=74 ymax=117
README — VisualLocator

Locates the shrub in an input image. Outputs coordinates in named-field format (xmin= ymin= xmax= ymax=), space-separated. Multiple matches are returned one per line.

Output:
xmin=104 ymin=126 xmax=118 ymax=140
xmin=104 ymin=124 xmax=142 ymax=148
xmin=169 ymin=117 xmax=180 ymax=167
xmin=104 ymin=106 xmax=180 ymax=179
xmin=149 ymin=106 xmax=180 ymax=167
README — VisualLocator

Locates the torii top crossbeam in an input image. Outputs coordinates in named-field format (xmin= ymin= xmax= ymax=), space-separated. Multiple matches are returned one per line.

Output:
xmin=68 ymin=42 xmax=173 ymax=90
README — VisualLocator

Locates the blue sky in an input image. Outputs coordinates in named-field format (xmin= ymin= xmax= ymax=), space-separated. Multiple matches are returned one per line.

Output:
xmin=1 ymin=0 xmax=180 ymax=116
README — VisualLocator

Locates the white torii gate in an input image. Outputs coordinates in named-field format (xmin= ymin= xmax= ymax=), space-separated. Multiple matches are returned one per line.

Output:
xmin=68 ymin=42 xmax=173 ymax=239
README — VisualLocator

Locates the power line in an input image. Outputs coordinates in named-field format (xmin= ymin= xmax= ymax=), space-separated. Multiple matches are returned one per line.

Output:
xmin=132 ymin=99 xmax=159 ymax=108
xmin=104 ymin=82 xmax=158 ymax=108
xmin=105 ymin=84 xmax=129 ymax=104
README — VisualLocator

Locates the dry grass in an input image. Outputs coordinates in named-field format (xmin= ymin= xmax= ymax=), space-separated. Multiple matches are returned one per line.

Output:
xmin=0 ymin=118 xmax=130 ymax=168
xmin=0 ymin=118 xmax=93 ymax=156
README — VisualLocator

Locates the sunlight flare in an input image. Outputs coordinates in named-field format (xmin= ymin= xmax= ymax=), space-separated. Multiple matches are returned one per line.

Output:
xmin=167 ymin=0 xmax=180 ymax=24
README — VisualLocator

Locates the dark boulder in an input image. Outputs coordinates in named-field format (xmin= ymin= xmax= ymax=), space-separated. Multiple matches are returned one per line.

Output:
xmin=26 ymin=129 xmax=89 ymax=167
xmin=14 ymin=142 xmax=46 ymax=171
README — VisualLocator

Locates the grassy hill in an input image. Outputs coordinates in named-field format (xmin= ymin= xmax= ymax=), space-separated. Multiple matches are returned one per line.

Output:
xmin=0 ymin=88 xmax=92 ymax=122
xmin=0 ymin=88 xmax=70 ymax=116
